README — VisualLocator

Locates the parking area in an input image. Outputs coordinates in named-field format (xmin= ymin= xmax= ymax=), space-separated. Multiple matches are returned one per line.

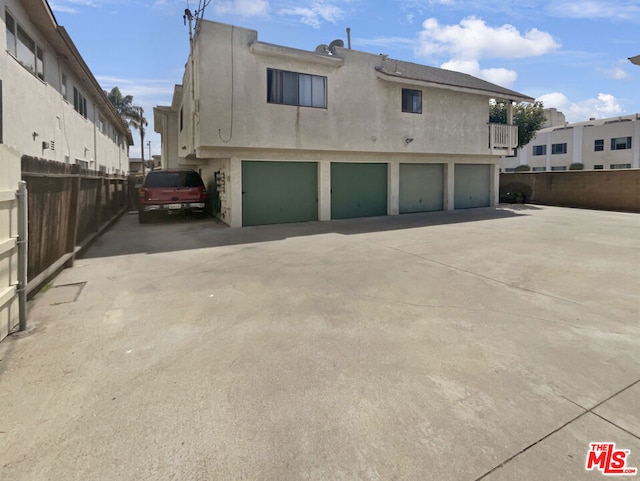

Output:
xmin=1 ymin=205 xmax=639 ymax=480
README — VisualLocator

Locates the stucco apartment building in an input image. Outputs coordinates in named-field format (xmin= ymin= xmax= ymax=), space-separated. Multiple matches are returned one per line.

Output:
xmin=1 ymin=0 xmax=132 ymax=173
xmin=154 ymin=20 xmax=534 ymax=227
xmin=501 ymin=110 xmax=640 ymax=172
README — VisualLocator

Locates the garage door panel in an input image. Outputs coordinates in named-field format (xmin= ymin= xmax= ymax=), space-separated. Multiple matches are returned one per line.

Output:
xmin=399 ymin=163 xmax=444 ymax=213
xmin=331 ymin=163 xmax=387 ymax=219
xmin=454 ymin=164 xmax=491 ymax=209
xmin=242 ymin=161 xmax=318 ymax=226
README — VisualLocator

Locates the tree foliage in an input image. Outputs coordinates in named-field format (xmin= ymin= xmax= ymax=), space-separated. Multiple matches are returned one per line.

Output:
xmin=490 ymin=101 xmax=546 ymax=149
xmin=107 ymin=87 xmax=148 ymax=171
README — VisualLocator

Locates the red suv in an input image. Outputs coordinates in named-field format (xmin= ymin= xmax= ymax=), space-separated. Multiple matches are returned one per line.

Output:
xmin=138 ymin=169 xmax=207 ymax=223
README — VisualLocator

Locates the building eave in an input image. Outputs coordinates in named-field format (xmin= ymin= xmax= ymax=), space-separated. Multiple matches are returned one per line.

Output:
xmin=375 ymin=69 xmax=535 ymax=103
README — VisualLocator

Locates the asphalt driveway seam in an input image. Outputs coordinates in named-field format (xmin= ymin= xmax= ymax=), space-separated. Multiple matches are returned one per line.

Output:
xmin=474 ymin=377 xmax=640 ymax=480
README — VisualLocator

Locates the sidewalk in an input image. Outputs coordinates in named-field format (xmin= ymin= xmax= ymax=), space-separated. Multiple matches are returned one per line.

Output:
xmin=1 ymin=206 xmax=639 ymax=480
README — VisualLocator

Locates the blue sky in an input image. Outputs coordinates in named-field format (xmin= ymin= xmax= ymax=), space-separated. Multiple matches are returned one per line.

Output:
xmin=49 ymin=0 xmax=640 ymax=158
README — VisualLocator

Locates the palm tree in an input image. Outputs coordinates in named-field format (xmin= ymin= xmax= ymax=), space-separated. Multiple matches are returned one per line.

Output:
xmin=107 ymin=87 xmax=148 ymax=173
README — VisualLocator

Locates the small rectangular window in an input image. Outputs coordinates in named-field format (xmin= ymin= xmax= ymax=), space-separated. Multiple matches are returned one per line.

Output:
xmin=61 ymin=72 xmax=68 ymax=99
xmin=594 ymin=139 xmax=604 ymax=152
xmin=552 ymin=143 xmax=567 ymax=155
xmin=593 ymin=165 xmax=604 ymax=170
xmin=611 ymin=137 xmax=632 ymax=150
xmin=532 ymin=145 xmax=546 ymax=156
xmin=532 ymin=167 xmax=546 ymax=172
xmin=551 ymin=165 xmax=567 ymax=171
xmin=401 ymin=88 xmax=422 ymax=114
xmin=179 ymin=106 xmax=184 ymax=132
xmin=610 ymin=163 xmax=632 ymax=169
xmin=73 ymin=87 xmax=87 ymax=118
xmin=5 ymin=12 xmax=16 ymax=56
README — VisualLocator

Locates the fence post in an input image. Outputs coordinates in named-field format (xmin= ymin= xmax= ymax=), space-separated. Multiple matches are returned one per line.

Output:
xmin=17 ymin=181 xmax=28 ymax=331
xmin=65 ymin=164 xmax=81 ymax=268
xmin=94 ymin=174 xmax=103 ymax=234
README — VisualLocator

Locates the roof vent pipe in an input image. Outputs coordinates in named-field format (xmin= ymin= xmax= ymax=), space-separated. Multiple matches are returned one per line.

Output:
xmin=346 ymin=28 xmax=351 ymax=49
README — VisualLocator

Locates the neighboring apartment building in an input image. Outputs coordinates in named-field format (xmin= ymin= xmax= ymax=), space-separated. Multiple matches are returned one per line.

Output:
xmin=155 ymin=20 xmax=534 ymax=227
xmin=501 ymin=112 xmax=640 ymax=172
xmin=1 ymin=0 xmax=132 ymax=173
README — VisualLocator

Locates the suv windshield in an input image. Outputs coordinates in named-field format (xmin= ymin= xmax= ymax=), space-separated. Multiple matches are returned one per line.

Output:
xmin=144 ymin=171 xmax=204 ymax=188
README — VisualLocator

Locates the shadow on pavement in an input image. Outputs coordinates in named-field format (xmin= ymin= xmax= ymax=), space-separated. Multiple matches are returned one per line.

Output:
xmin=80 ymin=205 xmax=536 ymax=259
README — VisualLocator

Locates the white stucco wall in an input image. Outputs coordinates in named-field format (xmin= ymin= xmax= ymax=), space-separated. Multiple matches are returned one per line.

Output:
xmin=501 ymin=115 xmax=640 ymax=171
xmin=1 ymin=0 xmax=129 ymax=172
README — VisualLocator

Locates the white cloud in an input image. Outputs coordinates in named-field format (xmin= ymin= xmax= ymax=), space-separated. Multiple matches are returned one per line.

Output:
xmin=548 ymin=1 xmax=640 ymax=21
xmin=279 ymin=1 xmax=344 ymax=28
xmin=214 ymin=0 xmax=270 ymax=17
xmin=413 ymin=16 xmax=558 ymax=87
xmin=537 ymin=92 xmax=625 ymax=122
xmin=355 ymin=37 xmax=416 ymax=49
xmin=416 ymin=16 xmax=560 ymax=61
xmin=440 ymin=59 xmax=518 ymax=87
xmin=600 ymin=60 xmax=633 ymax=80
xmin=49 ymin=0 xmax=96 ymax=13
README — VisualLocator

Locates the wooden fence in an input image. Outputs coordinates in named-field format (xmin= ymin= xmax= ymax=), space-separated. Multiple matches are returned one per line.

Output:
xmin=21 ymin=156 xmax=128 ymax=295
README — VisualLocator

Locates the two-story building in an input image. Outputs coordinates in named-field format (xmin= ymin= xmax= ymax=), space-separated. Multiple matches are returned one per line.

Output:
xmin=154 ymin=20 xmax=534 ymax=227
xmin=1 ymin=0 xmax=132 ymax=173
xmin=501 ymin=112 xmax=640 ymax=172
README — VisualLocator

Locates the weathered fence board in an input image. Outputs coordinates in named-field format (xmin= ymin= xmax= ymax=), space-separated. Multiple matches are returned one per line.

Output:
xmin=21 ymin=156 xmax=128 ymax=294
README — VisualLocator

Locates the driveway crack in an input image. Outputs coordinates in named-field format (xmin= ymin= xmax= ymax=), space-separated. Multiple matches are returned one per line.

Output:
xmin=474 ymin=378 xmax=640 ymax=480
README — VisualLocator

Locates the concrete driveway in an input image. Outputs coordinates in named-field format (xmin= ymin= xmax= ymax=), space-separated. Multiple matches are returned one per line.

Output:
xmin=1 ymin=206 xmax=639 ymax=480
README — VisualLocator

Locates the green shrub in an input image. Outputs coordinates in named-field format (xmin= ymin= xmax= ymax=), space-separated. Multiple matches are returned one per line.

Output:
xmin=514 ymin=165 xmax=531 ymax=172
xmin=569 ymin=163 xmax=584 ymax=170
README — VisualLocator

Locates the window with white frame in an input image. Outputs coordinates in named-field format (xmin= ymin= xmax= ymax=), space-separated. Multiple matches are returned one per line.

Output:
xmin=593 ymin=164 xmax=604 ymax=170
xmin=532 ymin=167 xmax=546 ymax=172
xmin=533 ymin=145 xmax=546 ymax=156
xmin=402 ymin=89 xmax=422 ymax=114
xmin=267 ymin=68 xmax=327 ymax=108
xmin=610 ymin=163 xmax=631 ymax=169
xmin=611 ymin=137 xmax=632 ymax=150
xmin=5 ymin=11 xmax=45 ymax=80
xmin=551 ymin=166 xmax=567 ymax=171
xmin=73 ymin=87 xmax=87 ymax=118
xmin=552 ymin=143 xmax=567 ymax=155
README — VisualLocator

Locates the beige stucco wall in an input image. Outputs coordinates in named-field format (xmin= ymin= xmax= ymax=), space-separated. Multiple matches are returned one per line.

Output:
xmin=1 ymin=0 xmax=128 ymax=173
xmin=190 ymin=21 xmax=492 ymax=157
xmin=157 ymin=20 xmax=515 ymax=226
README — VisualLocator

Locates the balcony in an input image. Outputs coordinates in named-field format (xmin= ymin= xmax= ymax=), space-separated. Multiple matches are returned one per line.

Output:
xmin=489 ymin=123 xmax=518 ymax=156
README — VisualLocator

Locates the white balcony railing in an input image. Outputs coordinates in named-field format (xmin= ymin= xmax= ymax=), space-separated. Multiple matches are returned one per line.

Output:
xmin=489 ymin=123 xmax=518 ymax=152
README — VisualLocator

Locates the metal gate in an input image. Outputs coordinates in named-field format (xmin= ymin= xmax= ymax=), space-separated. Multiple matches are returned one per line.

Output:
xmin=0 ymin=146 xmax=27 ymax=342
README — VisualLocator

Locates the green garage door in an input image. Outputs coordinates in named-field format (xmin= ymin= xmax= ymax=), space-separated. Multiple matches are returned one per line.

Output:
xmin=454 ymin=164 xmax=491 ymax=209
xmin=242 ymin=161 xmax=318 ymax=226
xmin=331 ymin=163 xmax=387 ymax=219
xmin=399 ymin=163 xmax=444 ymax=213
